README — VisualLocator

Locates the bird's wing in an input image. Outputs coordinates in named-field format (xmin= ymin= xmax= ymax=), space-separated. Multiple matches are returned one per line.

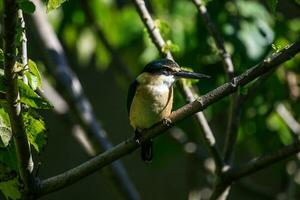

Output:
xmin=127 ymin=80 xmax=138 ymax=114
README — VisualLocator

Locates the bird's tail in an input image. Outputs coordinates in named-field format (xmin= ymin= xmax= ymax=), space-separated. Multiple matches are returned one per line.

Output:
xmin=141 ymin=140 xmax=153 ymax=162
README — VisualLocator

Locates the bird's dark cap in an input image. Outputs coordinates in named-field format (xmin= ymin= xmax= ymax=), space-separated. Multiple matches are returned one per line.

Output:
xmin=142 ymin=59 xmax=179 ymax=73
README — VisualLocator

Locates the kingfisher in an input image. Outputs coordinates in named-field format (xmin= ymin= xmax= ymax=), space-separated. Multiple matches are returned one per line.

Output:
xmin=127 ymin=59 xmax=210 ymax=161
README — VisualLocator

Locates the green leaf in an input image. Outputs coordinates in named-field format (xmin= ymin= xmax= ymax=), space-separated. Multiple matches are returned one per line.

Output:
xmin=25 ymin=71 xmax=38 ymax=91
xmin=0 ymin=127 xmax=11 ymax=148
xmin=46 ymin=0 xmax=67 ymax=11
xmin=18 ymin=80 xmax=52 ymax=109
xmin=23 ymin=111 xmax=47 ymax=152
xmin=154 ymin=19 xmax=170 ymax=38
xmin=0 ymin=143 xmax=18 ymax=172
xmin=0 ymin=105 xmax=12 ymax=148
xmin=19 ymin=0 xmax=36 ymax=14
xmin=25 ymin=59 xmax=42 ymax=90
xmin=0 ymin=163 xmax=17 ymax=182
xmin=162 ymin=40 xmax=180 ymax=53
xmin=272 ymin=39 xmax=289 ymax=53
xmin=0 ymin=178 xmax=21 ymax=200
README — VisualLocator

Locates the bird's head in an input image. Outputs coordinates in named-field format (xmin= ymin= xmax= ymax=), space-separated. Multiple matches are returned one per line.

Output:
xmin=137 ymin=59 xmax=210 ymax=86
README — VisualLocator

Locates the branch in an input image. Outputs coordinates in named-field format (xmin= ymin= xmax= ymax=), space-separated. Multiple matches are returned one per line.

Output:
xmin=132 ymin=0 xmax=224 ymax=171
xmin=227 ymin=141 xmax=300 ymax=181
xmin=179 ymin=83 xmax=224 ymax=171
xmin=211 ymin=140 xmax=300 ymax=200
xmin=132 ymin=0 xmax=173 ymax=59
xmin=37 ymin=39 xmax=300 ymax=195
xmin=3 ymin=1 xmax=34 ymax=198
xmin=286 ymin=71 xmax=300 ymax=100
xmin=191 ymin=0 xmax=240 ymax=170
xmin=192 ymin=0 xmax=234 ymax=79
xmin=18 ymin=10 xmax=30 ymax=84
xmin=30 ymin=0 xmax=139 ymax=199
xmin=276 ymin=103 xmax=300 ymax=199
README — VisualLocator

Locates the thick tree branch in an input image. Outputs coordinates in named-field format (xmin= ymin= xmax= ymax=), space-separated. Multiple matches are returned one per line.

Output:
xmin=132 ymin=0 xmax=224 ymax=171
xmin=3 ymin=1 xmax=34 ymax=199
xmin=37 ymin=40 xmax=300 ymax=196
xmin=29 ymin=0 xmax=139 ymax=199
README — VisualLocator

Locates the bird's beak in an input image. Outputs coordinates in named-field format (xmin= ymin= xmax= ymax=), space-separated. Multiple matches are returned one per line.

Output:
xmin=174 ymin=70 xmax=210 ymax=79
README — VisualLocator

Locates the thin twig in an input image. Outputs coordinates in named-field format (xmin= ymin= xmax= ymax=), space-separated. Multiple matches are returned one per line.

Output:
xmin=191 ymin=0 xmax=239 ymax=174
xmin=18 ymin=10 xmax=29 ymax=84
xmin=286 ymin=71 xmax=300 ymax=101
xmin=192 ymin=0 xmax=240 ymax=170
xmin=192 ymin=0 xmax=234 ymax=79
xmin=180 ymin=84 xmax=223 ymax=170
xmin=3 ymin=1 xmax=34 ymax=199
xmin=37 ymin=40 xmax=300 ymax=196
xmin=276 ymin=103 xmax=300 ymax=199
xmin=132 ymin=0 xmax=173 ymax=59
xmin=132 ymin=0 xmax=224 ymax=171
xmin=211 ymin=140 xmax=300 ymax=199
xmin=30 ymin=0 xmax=140 ymax=199
xmin=227 ymin=141 xmax=300 ymax=181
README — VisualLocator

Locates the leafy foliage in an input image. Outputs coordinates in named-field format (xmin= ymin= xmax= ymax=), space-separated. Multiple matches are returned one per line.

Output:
xmin=0 ymin=35 xmax=50 ymax=197
xmin=19 ymin=0 xmax=36 ymax=14
xmin=25 ymin=59 xmax=42 ymax=91
xmin=0 ymin=178 xmax=21 ymax=200
xmin=0 ymin=143 xmax=18 ymax=173
xmin=162 ymin=40 xmax=180 ymax=53
xmin=46 ymin=0 xmax=67 ymax=11
xmin=23 ymin=111 xmax=47 ymax=152
xmin=18 ymin=80 xmax=52 ymax=109
xmin=0 ymin=105 xmax=11 ymax=148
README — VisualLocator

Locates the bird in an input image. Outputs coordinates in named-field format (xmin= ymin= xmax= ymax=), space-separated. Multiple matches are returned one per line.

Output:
xmin=127 ymin=59 xmax=210 ymax=161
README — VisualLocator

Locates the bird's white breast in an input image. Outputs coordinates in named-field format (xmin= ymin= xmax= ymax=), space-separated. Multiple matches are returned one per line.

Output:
xmin=130 ymin=73 xmax=175 ymax=129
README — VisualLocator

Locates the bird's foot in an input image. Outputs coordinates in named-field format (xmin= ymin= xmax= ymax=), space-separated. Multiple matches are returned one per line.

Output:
xmin=162 ymin=118 xmax=172 ymax=127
